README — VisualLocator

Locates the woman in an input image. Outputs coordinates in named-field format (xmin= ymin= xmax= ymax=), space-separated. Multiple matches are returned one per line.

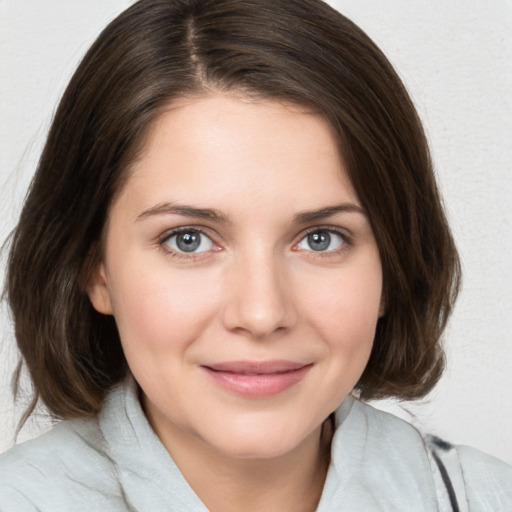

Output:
xmin=1 ymin=0 xmax=510 ymax=510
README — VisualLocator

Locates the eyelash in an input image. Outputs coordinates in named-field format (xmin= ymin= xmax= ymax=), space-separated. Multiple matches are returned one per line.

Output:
xmin=294 ymin=226 xmax=352 ymax=257
xmin=158 ymin=225 xmax=352 ymax=260
xmin=158 ymin=227 xmax=217 ymax=261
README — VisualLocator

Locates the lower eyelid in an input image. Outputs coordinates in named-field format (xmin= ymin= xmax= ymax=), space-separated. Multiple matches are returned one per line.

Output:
xmin=157 ymin=226 xmax=352 ymax=259
xmin=159 ymin=228 xmax=215 ymax=253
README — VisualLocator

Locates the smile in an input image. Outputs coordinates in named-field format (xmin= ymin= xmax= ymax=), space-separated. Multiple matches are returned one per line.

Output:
xmin=200 ymin=360 xmax=313 ymax=398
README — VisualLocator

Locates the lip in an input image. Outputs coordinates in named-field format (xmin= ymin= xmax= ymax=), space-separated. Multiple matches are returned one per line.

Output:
xmin=200 ymin=360 xmax=313 ymax=398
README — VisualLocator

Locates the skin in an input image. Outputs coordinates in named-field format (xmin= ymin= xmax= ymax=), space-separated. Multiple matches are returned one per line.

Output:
xmin=88 ymin=93 xmax=384 ymax=512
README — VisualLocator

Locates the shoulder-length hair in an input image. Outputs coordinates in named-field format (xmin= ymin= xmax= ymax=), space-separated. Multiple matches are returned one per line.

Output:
xmin=6 ymin=0 xmax=460 ymax=419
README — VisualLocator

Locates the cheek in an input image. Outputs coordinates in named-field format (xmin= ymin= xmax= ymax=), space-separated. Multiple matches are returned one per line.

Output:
xmin=308 ymin=269 xmax=382 ymax=399
xmin=109 ymin=265 xmax=220 ymax=353
xmin=303 ymin=264 xmax=382 ymax=344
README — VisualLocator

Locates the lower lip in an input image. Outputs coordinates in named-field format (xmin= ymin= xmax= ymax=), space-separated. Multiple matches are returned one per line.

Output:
xmin=201 ymin=365 xmax=312 ymax=398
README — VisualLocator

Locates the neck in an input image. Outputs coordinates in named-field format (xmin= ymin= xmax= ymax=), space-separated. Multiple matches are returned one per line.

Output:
xmin=148 ymin=407 xmax=334 ymax=512
xmin=205 ymin=426 xmax=331 ymax=512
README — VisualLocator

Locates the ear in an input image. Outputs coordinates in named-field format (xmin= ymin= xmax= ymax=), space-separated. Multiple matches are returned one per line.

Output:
xmin=86 ymin=262 xmax=113 ymax=315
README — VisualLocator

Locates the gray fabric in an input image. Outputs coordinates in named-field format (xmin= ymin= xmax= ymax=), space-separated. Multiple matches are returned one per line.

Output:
xmin=0 ymin=380 xmax=510 ymax=511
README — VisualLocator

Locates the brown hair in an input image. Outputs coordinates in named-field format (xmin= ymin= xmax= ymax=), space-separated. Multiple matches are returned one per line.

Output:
xmin=6 ymin=0 xmax=460 ymax=420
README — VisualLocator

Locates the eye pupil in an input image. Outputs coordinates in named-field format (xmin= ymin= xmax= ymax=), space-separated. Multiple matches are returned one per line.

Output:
xmin=307 ymin=231 xmax=330 ymax=251
xmin=176 ymin=231 xmax=201 ymax=252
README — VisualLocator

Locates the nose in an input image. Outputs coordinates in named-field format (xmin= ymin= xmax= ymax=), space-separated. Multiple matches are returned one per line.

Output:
xmin=221 ymin=251 xmax=297 ymax=339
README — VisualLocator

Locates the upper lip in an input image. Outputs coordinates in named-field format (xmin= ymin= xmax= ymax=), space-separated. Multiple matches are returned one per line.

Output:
xmin=202 ymin=360 xmax=311 ymax=375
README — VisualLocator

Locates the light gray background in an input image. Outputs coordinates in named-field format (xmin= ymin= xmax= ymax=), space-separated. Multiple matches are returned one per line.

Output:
xmin=1 ymin=1 xmax=511 ymax=463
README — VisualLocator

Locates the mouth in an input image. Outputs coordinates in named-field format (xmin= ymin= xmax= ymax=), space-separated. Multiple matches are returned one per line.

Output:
xmin=200 ymin=360 xmax=313 ymax=398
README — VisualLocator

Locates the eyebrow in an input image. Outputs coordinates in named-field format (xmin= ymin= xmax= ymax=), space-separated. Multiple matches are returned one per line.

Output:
xmin=136 ymin=201 xmax=365 ymax=224
xmin=137 ymin=203 xmax=231 ymax=224
xmin=293 ymin=203 xmax=366 ymax=224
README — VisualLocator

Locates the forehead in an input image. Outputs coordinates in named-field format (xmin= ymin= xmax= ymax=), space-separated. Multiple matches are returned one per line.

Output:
xmin=116 ymin=93 xmax=359 ymax=216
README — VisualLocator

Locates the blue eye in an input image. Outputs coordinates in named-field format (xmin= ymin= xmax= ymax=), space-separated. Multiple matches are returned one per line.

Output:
xmin=297 ymin=230 xmax=345 ymax=252
xmin=164 ymin=229 xmax=213 ymax=253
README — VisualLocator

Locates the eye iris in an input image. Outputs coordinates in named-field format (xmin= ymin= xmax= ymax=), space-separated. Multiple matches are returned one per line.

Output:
xmin=176 ymin=231 xmax=201 ymax=252
xmin=307 ymin=231 xmax=330 ymax=251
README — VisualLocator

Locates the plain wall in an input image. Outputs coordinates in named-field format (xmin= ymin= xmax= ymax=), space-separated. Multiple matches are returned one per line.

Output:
xmin=0 ymin=1 xmax=511 ymax=463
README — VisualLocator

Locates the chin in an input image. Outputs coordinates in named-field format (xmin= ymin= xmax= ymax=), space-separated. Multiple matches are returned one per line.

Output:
xmin=214 ymin=436 xmax=301 ymax=461
xmin=195 ymin=416 xmax=318 ymax=461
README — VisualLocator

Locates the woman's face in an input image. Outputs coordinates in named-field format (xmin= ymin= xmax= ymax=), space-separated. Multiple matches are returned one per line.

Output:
xmin=88 ymin=93 xmax=383 ymax=460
